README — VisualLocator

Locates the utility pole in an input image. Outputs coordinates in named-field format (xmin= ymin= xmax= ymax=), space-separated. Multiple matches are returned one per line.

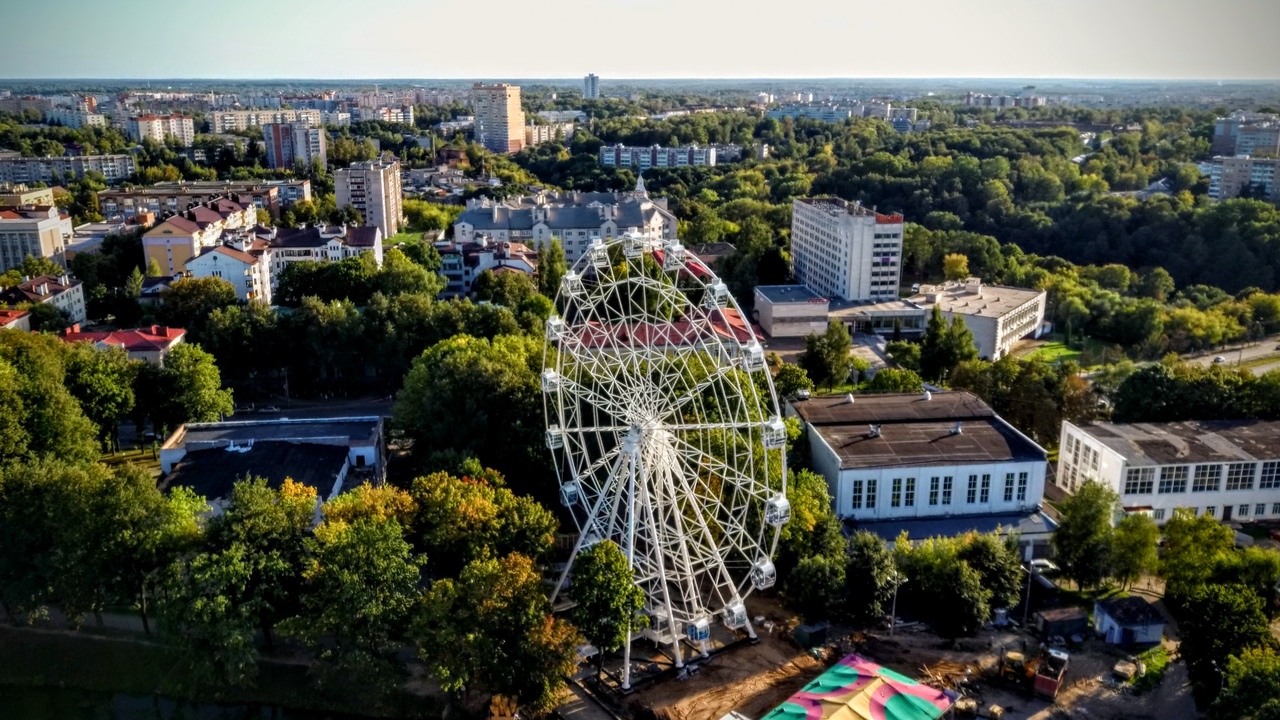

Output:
xmin=889 ymin=571 xmax=907 ymax=637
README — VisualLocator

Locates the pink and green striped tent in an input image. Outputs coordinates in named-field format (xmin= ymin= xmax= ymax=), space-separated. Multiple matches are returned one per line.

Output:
xmin=761 ymin=654 xmax=953 ymax=720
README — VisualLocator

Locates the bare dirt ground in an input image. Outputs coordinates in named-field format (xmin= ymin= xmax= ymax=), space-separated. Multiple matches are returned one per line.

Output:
xmin=625 ymin=590 xmax=1198 ymax=720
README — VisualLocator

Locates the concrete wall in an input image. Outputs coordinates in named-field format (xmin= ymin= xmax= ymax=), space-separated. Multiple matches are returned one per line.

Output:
xmin=832 ymin=459 xmax=1047 ymax=521
xmin=1095 ymin=610 xmax=1163 ymax=645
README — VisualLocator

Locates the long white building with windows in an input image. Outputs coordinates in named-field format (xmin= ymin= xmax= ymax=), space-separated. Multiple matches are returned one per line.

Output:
xmin=1058 ymin=420 xmax=1280 ymax=524
xmin=792 ymin=391 xmax=1054 ymax=555
xmin=790 ymin=197 xmax=904 ymax=302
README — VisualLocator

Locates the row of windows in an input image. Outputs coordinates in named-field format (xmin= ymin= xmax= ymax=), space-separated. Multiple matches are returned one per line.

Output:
xmin=1155 ymin=503 xmax=1280 ymax=521
xmin=1124 ymin=461 xmax=1280 ymax=495
xmin=851 ymin=472 xmax=1030 ymax=509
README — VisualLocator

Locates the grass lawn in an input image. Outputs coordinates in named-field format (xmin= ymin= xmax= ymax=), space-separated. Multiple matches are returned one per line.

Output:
xmin=1131 ymin=645 xmax=1171 ymax=694
xmin=1056 ymin=583 xmax=1128 ymax=610
xmin=98 ymin=447 xmax=161 ymax=478
xmin=1018 ymin=334 xmax=1115 ymax=368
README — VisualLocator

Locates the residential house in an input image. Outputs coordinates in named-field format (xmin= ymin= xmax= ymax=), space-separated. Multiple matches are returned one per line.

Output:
xmin=0 ymin=309 xmax=30 ymax=331
xmin=186 ymin=245 xmax=272 ymax=305
xmin=438 ymin=237 xmax=538 ymax=298
xmin=1094 ymin=597 xmax=1165 ymax=647
xmin=269 ymin=225 xmax=383 ymax=286
xmin=0 ymin=274 xmax=87 ymax=324
xmin=60 ymin=324 xmax=185 ymax=364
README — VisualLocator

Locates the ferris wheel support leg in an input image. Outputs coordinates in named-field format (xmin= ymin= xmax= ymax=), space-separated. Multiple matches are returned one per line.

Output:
xmin=621 ymin=440 xmax=640 ymax=691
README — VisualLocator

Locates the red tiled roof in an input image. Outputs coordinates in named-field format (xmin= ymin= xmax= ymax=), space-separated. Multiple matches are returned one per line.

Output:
xmin=204 ymin=246 xmax=258 ymax=264
xmin=0 ymin=309 xmax=30 ymax=325
xmin=61 ymin=325 xmax=185 ymax=353
xmin=1 ymin=275 xmax=80 ymax=304
xmin=0 ymin=211 xmax=19 ymax=219
xmin=149 ymin=216 xmax=201 ymax=235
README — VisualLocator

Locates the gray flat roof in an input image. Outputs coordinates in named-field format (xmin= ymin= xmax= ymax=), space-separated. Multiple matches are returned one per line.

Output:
xmin=1074 ymin=420 xmax=1280 ymax=466
xmin=832 ymin=282 xmax=1043 ymax=321
xmin=795 ymin=392 xmax=1046 ymax=470
xmin=850 ymin=510 xmax=1057 ymax=543
xmin=166 ymin=416 xmax=381 ymax=449
xmin=163 ymin=442 xmax=348 ymax=501
xmin=754 ymin=284 xmax=827 ymax=305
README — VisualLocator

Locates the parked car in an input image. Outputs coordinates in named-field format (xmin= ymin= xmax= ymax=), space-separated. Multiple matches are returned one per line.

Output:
xmin=1213 ymin=356 xmax=1226 ymax=363
xmin=1029 ymin=559 xmax=1059 ymax=575
xmin=259 ymin=406 xmax=281 ymax=414
xmin=795 ymin=389 xmax=811 ymax=400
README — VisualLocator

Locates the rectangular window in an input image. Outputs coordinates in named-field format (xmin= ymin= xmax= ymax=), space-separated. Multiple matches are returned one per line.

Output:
xmin=891 ymin=478 xmax=902 ymax=508
xmin=866 ymin=480 xmax=877 ymax=509
xmin=1017 ymin=472 xmax=1029 ymax=501
xmin=942 ymin=476 xmax=953 ymax=505
xmin=904 ymin=478 xmax=916 ymax=507
xmin=1193 ymin=465 xmax=1222 ymax=493
xmin=1204 ymin=506 xmax=1216 ymax=518
xmin=851 ymin=480 xmax=863 ymax=510
xmin=1257 ymin=503 xmax=1267 ymax=517
xmin=1158 ymin=466 xmax=1188 ymax=494
xmin=929 ymin=477 xmax=940 ymax=506
xmin=1261 ymin=462 xmax=1280 ymax=489
xmin=980 ymin=474 xmax=991 ymax=503
xmin=1003 ymin=473 xmax=1015 ymax=503
xmin=1124 ymin=467 xmax=1156 ymax=495
xmin=967 ymin=475 xmax=978 ymax=504
xmin=1226 ymin=463 xmax=1256 ymax=491
xmin=1153 ymin=508 xmax=1166 ymax=521
xmin=1239 ymin=504 xmax=1250 ymax=517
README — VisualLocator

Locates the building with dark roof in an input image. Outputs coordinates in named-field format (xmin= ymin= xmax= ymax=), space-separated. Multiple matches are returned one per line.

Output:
xmin=438 ymin=237 xmax=537 ymax=298
xmin=268 ymin=224 xmax=383 ymax=283
xmin=1059 ymin=419 xmax=1280 ymax=525
xmin=453 ymin=185 xmax=676 ymax=263
xmin=0 ymin=274 xmax=86 ymax=324
xmin=791 ymin=391 xmax=1049 ymax=548
xmin=159 ymin=416 xmax=385 ymax=510
xmin=1093 ymin=596 xmax=1165 ymax=647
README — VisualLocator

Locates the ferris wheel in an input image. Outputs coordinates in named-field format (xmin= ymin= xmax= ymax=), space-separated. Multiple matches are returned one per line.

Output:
xmin=543 ymin=233 xmax=790 ymax=688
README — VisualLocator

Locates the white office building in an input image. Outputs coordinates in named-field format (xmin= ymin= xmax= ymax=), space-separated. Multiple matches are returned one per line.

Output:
xmin=1058 ymin=420 xmax=1280 ymax=524
xmin=791 ymin=197 xmax=904 ymax=302
xmin=792 ymin=391 xmax=1053 ymax=555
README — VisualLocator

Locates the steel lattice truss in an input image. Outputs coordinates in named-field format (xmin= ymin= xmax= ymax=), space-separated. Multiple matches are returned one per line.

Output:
xmin=543 ymin=234 xmax=790 ymax=681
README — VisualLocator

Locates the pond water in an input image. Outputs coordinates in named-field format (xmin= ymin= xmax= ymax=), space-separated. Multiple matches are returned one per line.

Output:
xmin=0 ymin=686 xmax=374 ymax=720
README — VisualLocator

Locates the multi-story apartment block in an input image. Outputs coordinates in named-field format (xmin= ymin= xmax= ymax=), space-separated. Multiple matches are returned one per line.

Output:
xmin=963 ymin=92 xmax=1046 ymax=109
xmin=1058 ymin=419 xmax=1280 ymax=524
xmin=321 ymin=111 xmax=352 ymax=126
xmin=356 ymin=106 xmax=414 ymax=125
xmin=335 ymin=159 xmax=402 ymax=239
xmin=1212 ymin=111 xmax=1280 ymax=155
xmin=99 ymin=180 xmax=311 ymax=220
xmin=128 ymin=115 xmax=195 ymax=146
xmin=1207 ymin=155 xmax=1279 ymax=203
xmin=525 ymin=123 xmax=575 ymax=147
xmin=472 ymin=84 xmax=525 ymax=154
xmin=0 ymin=205 xmax=67 ymax=272
xmin=583 ymin=73 xmax=600 ymax=100
xmin=790 ymin=197 xmax=904 ymax=302
xmin=44 ymin=108 xmax=107 ymax=129
xmin=0 ymin=185 xmax=56 ymax=207
xmin=142 ymin=198 xmax=257 ymax=274
xmin=0 ymin=274 xmax=87 ymax=325
xmin=268 ymin=225 xmax=383 ymax=282
xmin=0 ymin=96 xmax=53 ymax=114
xmin=453 ymin=186 xmax=676 ymax=262
xmin=1234 ymin=124 xmax=1280 ymax=158
xmin=208 ymin=109 xmax=322 ymax=133
xmin=0 ymin=154 xmax=136 ymax=185
xmin=186 ymin=245 xmax=273 ymax=305
xmin=598 ymin=144 xmax=717 ymax=169
xmin=263 ymin=123 xmax=328 ymax=170
xmin=438 ymin=238 xmax=538 ymax=298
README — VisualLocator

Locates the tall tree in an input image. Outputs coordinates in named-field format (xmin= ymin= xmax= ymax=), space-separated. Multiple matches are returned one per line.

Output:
xmin=1179 ymin=584 xmax=1276 ymax=707
xmin=785 ymin=554 xmax=846 ymax=624
xmin=569 ymin=541 xmax=647 ymax=670
xmin=843 ymin=530 xmax=897 ymax=627
xmin=134 ymin=343 xmax=234 ymax=432
xmin=943 ymin=253 xmax=970 ymax=280
xmin=63 ymin=343 xmax=137 ymax=451
xmin=537 ymin=238 xmax=568 ymax=299
xmin=1051 ymin=480 xmax=1117 ymax=591
xmin=158 ymin=277 xmax=239 ymax=341
xmin=799 ymin=321 xmax=853 ymax=389
xmin=1211 ymin=648 xmax=1280 ymax=720
xmin=1110 ymin=513 xmax=1159 ymax=590
xmin=773 ymin=363 xmax=814 ymax=399
xmin=1159 ymin=508 xmax=1235 ymax=604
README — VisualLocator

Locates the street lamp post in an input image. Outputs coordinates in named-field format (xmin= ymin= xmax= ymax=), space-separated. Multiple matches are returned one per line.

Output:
xmin=1022 ymin=565 xmax=1034 ymax=627
xmin=889 ymin=571 xmax=907 ymax=637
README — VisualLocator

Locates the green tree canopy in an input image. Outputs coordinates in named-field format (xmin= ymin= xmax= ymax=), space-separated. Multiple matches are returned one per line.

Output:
xmin=1051 ymin=480 xmax=1117 ymax=591
xmin=569 ymin=540 xmax=647 ymax=662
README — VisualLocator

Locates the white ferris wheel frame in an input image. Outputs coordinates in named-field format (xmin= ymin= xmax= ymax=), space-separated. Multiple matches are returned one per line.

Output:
xmin=542 ymin=233 xmax=791 ymax=689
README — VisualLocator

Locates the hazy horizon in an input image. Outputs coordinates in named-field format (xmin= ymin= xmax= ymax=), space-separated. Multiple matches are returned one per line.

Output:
xmin=4 ymin=0 xmax=1279 ymax=82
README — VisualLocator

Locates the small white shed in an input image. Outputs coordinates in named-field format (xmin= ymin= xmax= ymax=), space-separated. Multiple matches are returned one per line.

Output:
xmin=1094 ymin=596 xmax=1165 ymax=647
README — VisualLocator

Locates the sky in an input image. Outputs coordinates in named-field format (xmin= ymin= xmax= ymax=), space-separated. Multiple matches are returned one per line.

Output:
xmin=4 ymin=0 xmax=1279 ymax=80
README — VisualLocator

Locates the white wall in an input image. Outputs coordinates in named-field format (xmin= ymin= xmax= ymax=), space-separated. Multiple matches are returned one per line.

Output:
xmin=1094 ymin=609 xmax=1163 ymax=645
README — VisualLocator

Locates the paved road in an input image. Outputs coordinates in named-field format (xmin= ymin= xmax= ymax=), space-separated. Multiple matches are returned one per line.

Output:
xmin=1185 ymin=340 xmax=1280 ymax=375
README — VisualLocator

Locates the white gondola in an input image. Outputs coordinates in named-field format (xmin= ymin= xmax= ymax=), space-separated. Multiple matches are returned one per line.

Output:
xmin=723 ymin=602 xmax=748 ymax=629
xmin=545 ymin=316 xmax=567 ymax=344
xmin=686 ymin=617 xmax=711 ymax=642
xmin=763 ymin=417 xmax=787 ymax=449
xmin=764 ymin=494 xmax=791 ymax=526
xmin=545 ymin=424 xmax=565 ymax=450
xmin=559 ymin=480 xmax=581 ymax=506
xmin=704 ymin=282 xmax=729 ymax=309
xmin=740 ymin=341 xmax=766 ymax=372
xmin=588 ymin=239 xmax=609 ymax=269
xmin=751 ymin=559 xmax=777 ymax=590
xmin=560 ymin=271 xmax=583 ymax=297
xmin=541 ymin=369 xmax=562 ymax=393
xmin=662 ymin=242 xmax=686 ymax=271
xmin=623 ymin=234 xmax=645 ymax=259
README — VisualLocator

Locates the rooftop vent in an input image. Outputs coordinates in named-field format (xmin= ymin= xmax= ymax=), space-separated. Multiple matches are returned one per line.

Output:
xmin=846 ymin=393 xmax=856 ymax=404
xmin=951 ymin=421 xmax=963 ymax=435
xmin=868 ymin=424 xmax=882 ymax=438
xmin=923 ymin=390 xmax=932 ymax=401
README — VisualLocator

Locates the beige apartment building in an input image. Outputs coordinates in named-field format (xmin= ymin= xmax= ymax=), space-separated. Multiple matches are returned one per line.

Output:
xmin=128 ymin=115 xmax=196 ymax=146
xmin=0 ymin=205 xmax=67 ymax=272
xmin=472 ymin=84 xmax=525 ymax=154
xmin=209 ymin=109 xmax=322 ymax=132
xmin=335 ymin=158 xmax=403 ymax=239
